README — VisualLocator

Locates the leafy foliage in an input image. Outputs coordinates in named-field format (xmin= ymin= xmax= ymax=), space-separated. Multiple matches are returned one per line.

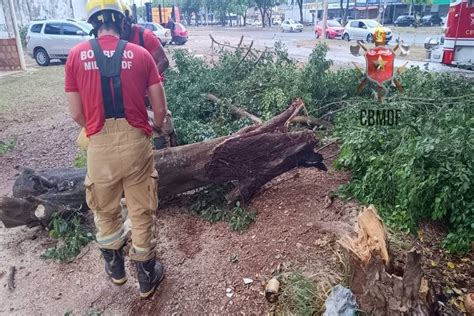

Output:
xmin=19 ymin=25 xmax=28 ymax=47
xmin=74 ymin=150 xmax=87 ymax=168
xmin=165 ymin=43 xmax=355 ymax=144
xmin=42 ymin=214 xmax=94 ymax=262
xmin=0 ymin=139 xmax=16 ymax=156
xmin=335 ymin=69 xmax=474 ymax=253
xmin=166 ymin=43 xmax=472 ymax=253
xmin=228 ymin=201 xmax=256 ymax=231
xmin=187 ymin=185 xmax=256 ymax=231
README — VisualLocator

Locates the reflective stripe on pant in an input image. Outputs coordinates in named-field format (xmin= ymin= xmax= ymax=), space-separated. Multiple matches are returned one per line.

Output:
xmin=84 ymin=119 xmax=158 ymax=262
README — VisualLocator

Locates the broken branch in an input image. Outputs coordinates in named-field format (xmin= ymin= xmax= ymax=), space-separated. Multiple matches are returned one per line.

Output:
xmin=203 ymin=93 xmax=262 ymax=125
xmin=233 ymin=40 xmax=255 ymax=71
xmin=291 ymin=116 xmax=334 ymax=130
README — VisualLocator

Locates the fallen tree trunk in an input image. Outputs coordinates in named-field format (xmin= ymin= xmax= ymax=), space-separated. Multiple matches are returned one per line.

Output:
xmin=338 ymin=206 xmax=436 ymax=315
xmin=0 ymin=101 xmax=326 ymax=228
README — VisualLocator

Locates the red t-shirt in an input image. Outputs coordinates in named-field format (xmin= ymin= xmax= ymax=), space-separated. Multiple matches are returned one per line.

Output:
xmin=64 ymin=35 xmax=162 ymax=137
xmin=128 ymin=25 xmax=161 ymax=56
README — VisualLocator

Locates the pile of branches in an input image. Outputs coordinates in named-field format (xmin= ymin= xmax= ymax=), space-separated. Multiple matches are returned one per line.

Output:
xmin=164 ymin=37 xmax=358 ymax=144
xmin=164 ymin=38 xmax=473 ymax=253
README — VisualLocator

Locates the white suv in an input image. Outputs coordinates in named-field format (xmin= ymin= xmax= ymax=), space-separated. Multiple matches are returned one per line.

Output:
xmin=26 ymin=19 xmax=93 ymax=66
xmin=342 ymin=19 xmax=392 ymax=43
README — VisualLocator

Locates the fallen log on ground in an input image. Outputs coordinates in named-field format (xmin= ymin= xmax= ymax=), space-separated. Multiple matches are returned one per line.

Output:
xmin=0 ymin=101 xmax=326 ymax=228
xmin=338 ymin=206 xmax=436 ymax=315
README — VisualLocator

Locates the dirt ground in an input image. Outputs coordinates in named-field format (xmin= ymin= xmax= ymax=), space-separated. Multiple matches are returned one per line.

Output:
xmin=0 ymin=61 xmax=359 ymax=315
xmin=0 ymin=39 xmax=472 ymax=315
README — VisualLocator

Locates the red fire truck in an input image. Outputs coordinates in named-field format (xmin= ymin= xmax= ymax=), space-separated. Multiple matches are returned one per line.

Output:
xmin=425 ymin=0 xmax=474 ymax=68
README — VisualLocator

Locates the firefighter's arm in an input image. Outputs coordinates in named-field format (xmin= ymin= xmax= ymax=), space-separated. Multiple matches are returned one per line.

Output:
xmin=143 ymin=28 xmax=169 ymax=74
xmin=66 ymin=92 xmax=86 ymax=128
xmin=152 ymin=45 xmax=169 ymax=74
xmin=147 ymin=83 xmax=167 ymax=130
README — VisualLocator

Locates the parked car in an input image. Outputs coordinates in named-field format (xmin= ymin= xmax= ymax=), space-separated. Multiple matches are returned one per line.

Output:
xmin=250 ymin=20 xmax=262 ymax=27
xmin=393 ymin=15 xmax=418 ymax=27
xmin=281 ymin=19 xmax=304 ymax=32
xmin=343 ymin=19 xmax=392 ymax=43
xmin=419 ymin=15 xmax=443 ymax=26
xmin=138 ymin=22 xmax=172 ymax=46
xmin=315 ymin=19 xmax=345 ymax=39
xmin=26 ymin=19 xmax=93 ymax=66
xmin=273 ymin=19 xmax=282 ymax=26
xmin=170 ymin=22 xmax=188 ymax=45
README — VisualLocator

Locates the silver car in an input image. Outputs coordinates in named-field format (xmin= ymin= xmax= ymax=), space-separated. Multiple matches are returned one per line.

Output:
xmin=281 ymin=19 xmax=304 ymax=32
xmin=342 ymin=19 xmax=392 ymax=43
xmin=26 ymin=19 xmax=93 ymax=66
xmin=138 ymin=22 xmax=172 ymax=46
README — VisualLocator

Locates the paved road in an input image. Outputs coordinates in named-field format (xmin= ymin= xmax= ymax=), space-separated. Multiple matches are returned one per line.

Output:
xmin=189 ymin=25 xmax=442 ymax=44
xmin=183 ymin=26 xmax=473 ymax=76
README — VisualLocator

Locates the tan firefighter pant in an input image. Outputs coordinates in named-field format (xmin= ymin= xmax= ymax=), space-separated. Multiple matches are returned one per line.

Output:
xmin=84 ymin=119 xmax=158 ymax=262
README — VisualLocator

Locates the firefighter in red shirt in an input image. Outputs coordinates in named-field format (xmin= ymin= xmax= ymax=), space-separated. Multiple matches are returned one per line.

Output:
xmin=120 ymin=3 xmax=176 ymax=149
xmin=65 ymin=0 xmax=166 ymax=298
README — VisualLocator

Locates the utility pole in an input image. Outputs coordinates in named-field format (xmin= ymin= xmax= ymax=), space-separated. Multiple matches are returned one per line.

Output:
xmin=322 ymin=0 xmax=328 ymax=39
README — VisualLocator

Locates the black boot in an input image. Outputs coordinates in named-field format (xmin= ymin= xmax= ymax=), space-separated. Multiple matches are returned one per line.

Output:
xmin=134 ymin=258 xmax=165 ymax=298
xmin=99 ymin=247 xmax=127 ymax=285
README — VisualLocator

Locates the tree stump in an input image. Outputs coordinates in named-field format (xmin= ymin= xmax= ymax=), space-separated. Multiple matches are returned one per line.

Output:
xmin=338 ymin=206 xmax=437 ymax=315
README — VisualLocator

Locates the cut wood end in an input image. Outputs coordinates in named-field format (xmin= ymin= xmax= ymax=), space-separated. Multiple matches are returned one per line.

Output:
xmin=338 ymin=205 xmax=390 ymax=265
xmin=357 ymin=205 xmax=389 ymax=263
xmin=419 ymin=277 xmax=429 ymax=301
xmin=34 ymin=204 xmax=46 ymax=219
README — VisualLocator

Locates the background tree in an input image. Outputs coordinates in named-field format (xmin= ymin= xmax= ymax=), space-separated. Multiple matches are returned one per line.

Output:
xmin=229 ymin=0 xmax=254 ymax=26
xmin=208 ymin=0 xmax=233 ymax=26
xmin=292 ymin=0 xmax=304 ymax=23
xmin=254 ymin=0 xmax=277 ymax=27
xmin=152 ymin=0 xmax=176 ymax=7
xmin=180 ymin=0 xmax=202 ymax=25
xmin=339 ymin=0 xmax=350 ymax=24
xmin=402 ymin=0 xmax=431 ymax=16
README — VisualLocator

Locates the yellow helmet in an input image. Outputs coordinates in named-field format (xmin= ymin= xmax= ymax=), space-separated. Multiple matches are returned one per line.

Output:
xmin=86 ymin=0 xmax=124 ymax=24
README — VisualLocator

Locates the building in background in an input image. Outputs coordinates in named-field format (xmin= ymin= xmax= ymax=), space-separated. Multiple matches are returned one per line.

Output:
xmin=280 ymin=0 xmax=454 ymax=24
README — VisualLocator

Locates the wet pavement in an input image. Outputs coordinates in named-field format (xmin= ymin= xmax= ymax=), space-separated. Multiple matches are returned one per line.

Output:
xmin=184 ymin=26 xmax=473 ymax=77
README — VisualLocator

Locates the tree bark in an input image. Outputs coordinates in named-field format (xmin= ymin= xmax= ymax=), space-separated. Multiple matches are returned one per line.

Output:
xmin=344 ymin=0 xmax=350 ymax=24
xmin=338 ymin=206 xmax=437 ymax=315
xmin=298 ymin=0 xmax=304 ymax=23
xmin=260 ymin=7 xmax=266 ymax=28
xmin=0 ymin=102 xmax=326 ymax=229
xmin=267 ymin=10 xmax=272 ymax=28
